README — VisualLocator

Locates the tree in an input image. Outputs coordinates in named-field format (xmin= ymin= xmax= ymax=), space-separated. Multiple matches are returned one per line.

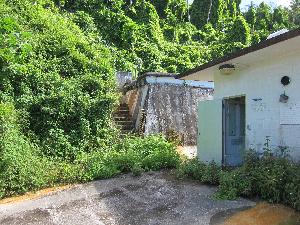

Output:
xmin=255 ymin=2 xmax=272 ymax=30
xmin=227 ymin=0 xmax=241 ymax=19
xmin=149 ymin=0 xmax=169 ymax=18
xmin=210 ymin=0 xmax=227 ymax=26
xmin=190 ymin=0 xmax=227 ymax=28
xmin=290 ymin=0 xmax=300 ymax=25
xmin=228 ymin=15 xmax=251 ymax=45
xmin=273 ymin=6 xmax=290 ymax=27
xmin=244 ymin=1 xmax=256 ymax=30
xmin=166 ymin=0 xmax=188 ymax=22
xmin=190 ymin=0 xmax=211 ymax=28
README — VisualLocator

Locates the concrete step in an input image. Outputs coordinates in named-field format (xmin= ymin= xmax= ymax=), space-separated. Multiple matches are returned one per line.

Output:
xmin=121 ymin=129 xmax=134 ymax=133
xmin=114 ymin=103 xmax=135 ymax=137
xmin=117 ymin=124 xmax=134 ymax=130
xmin=115 ymin=121 xmax=133 ymax=126
xmin=115 ymin=110 xmax=130 ymax=116
xmin=114 ymin=112 xmax=130 ymax=117
xmin=118 ymin=106 xmax=129 ymax=110
xmin=119 ymin=103 xmax=128 ymax=107
xmin=114 ymin=116 xmax=131 ymax=121
xmin=117 ymin=109 xmax=130 ymax=112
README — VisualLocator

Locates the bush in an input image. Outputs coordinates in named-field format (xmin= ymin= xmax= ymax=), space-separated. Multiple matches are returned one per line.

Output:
xmin=113 ymin=135 xmax=180 ymax=171
xmin=177 ymin=148 xmax=300 ymax=210
xmin=216 ymin=150 xmax=300 ymax=210
xmin=131 ymin=163 xmax=144 ymax=177
xmin=79 ymin=135 xmax=180 ymax=179
xmin=76 ymin=151 xmax=121 ymax=181
xmin=0 ymin=104 xmax=179 ymax=199
xmin=0 ymin=132 xmax=179 ymax=199
xmin=0 ymin=0 xmax=118 ymax=162
xmin=176 ymin=158 xmax=206 ymax=180
xmin=176 ymin=159 xmax=221 ymax=185
xmin=216 ymin=168 xmax=253 ymax=200
xmin=283 ymin=164 xmax=300 ymax=210
xmin=201 ymin=161 xmax=221 ymax=185
xmin=0 ymin=104 xmax=53 ymax=198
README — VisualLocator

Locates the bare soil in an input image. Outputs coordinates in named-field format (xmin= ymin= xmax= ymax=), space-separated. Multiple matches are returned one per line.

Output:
xmin=222 ymin=202 xmax=300 ymax=225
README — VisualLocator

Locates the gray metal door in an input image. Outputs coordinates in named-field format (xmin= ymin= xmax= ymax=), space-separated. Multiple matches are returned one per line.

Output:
xmin=224 ymin=97 xmax=245 ymax=166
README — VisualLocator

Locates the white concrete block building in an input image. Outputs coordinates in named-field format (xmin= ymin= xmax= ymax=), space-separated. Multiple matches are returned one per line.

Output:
xmin=178 ymin=28 xmax=300 ymax=166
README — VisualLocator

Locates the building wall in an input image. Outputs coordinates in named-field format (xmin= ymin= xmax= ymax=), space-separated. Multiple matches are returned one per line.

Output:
xmin=214 ymin=50 xmax=300 ymax=161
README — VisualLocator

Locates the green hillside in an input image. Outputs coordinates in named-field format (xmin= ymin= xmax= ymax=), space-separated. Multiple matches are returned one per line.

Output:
xmin=0 ymin=0 xmax=299 ymax=200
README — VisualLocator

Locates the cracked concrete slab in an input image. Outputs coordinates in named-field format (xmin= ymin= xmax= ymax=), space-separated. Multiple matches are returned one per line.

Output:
xmin=0 ymin=170 xmax=255 ymax=225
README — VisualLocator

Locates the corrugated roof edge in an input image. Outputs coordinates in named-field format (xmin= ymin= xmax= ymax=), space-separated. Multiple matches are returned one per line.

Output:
xmin=176 ymin=27 xmax=300 ymax=79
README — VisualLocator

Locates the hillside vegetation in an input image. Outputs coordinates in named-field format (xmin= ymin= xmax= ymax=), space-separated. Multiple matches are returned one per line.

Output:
xmin=0 ymin=0 xmax=299 ymax=199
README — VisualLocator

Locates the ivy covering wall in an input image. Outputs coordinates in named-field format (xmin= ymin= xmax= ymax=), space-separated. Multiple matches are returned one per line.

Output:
xmin=0 ymin=0 xmax=299 ymax=199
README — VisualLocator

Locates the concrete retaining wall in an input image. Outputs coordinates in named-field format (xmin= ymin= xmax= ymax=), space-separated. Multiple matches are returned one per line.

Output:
xmin=121 ymin=73 xmax=213 ymax=145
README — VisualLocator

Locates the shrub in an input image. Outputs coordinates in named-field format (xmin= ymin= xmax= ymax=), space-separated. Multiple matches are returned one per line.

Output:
xmin=0 ymin=124 xmax=179 ymax=199
xmin=176 ymin=158 xmax=206 ymax=180
xmin=216 ymin=150 xmax=300 ymax=210
xmin=216 ymin=168 xmax=253 ymax=200
xmin=75 ymin=135 xmax=180 ymax=181
xmin=141 ymin=146 xmax=180 ymax=171
xmin=114 ymin=135 xmax=180 ymax=171
xmin=283 ymin=164 xmax=300 ymax=210
xmin=176 ymin=159 xmax=221 ymax=185
xmin=255 ymin=156 xmax=290 ymax=203
xmin=0 ymin=0 xmax=118 ymax=162
xmin=76 ymin=151 xmax=121 ymax=181
xmin=0 ymin=104 xmax=52 ymax=198
xmin=177 ymin=147 xmax=300 ymax=210
xmin=201 ymin=161 xmax=221 ymax=185
xmin=132 ymin=163 xmax=144 ymax=177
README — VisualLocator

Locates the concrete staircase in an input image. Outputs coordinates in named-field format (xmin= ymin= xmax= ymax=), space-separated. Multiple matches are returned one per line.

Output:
xmin=114 ymin=103 xmax=135 ymax=136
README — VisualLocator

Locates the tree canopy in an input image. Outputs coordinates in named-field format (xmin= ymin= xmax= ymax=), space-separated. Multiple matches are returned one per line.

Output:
xmin=0 ymin=0 xmax=299 ymax=161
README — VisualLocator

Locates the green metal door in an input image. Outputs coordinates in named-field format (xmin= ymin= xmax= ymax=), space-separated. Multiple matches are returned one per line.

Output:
xmin=197 ymin=99 xmax=223 ymax=165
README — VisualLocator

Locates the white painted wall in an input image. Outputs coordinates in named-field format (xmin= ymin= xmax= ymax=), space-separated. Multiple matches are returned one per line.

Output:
xmin=213 ymin=50 xmax=300 ymax=162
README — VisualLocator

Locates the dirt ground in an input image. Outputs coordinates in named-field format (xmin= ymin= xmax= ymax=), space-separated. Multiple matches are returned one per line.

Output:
xmin=0 ymin=170 xmax=255 ymax=225
xmin=0 ymin=170 xmax=299 ymax=225
xmin=221 ymin=202 xmax=300 ymax=225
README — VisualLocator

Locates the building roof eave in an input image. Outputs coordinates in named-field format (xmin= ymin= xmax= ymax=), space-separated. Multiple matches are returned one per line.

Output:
xmin=177 ymin=28 xmax=300 ymax=79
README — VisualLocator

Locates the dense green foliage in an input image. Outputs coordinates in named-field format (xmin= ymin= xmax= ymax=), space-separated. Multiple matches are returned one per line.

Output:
xmin=0 ymin=0 xmax=119 ymax=160
xmin=77 ymin=135 xmax=180 ymax=181
xmin=190 ymin=0 xmax=240 ymax=28
xmin=177 ymin=159 xmax=221 ymax=185
xmin=0 ymin=0 xmax=180 ymax=199
xmin=0 ymin=0 xmax=299 ymax=199
xmin=49 ymin=0 xmax=300 ymax=74
xmin=177 ymin=150 xmax=300 ymax=211
xmin=0 ymin=103 xmax=52 ymax=196
xmin=0 ymin=105 xmax=180 ymax=198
